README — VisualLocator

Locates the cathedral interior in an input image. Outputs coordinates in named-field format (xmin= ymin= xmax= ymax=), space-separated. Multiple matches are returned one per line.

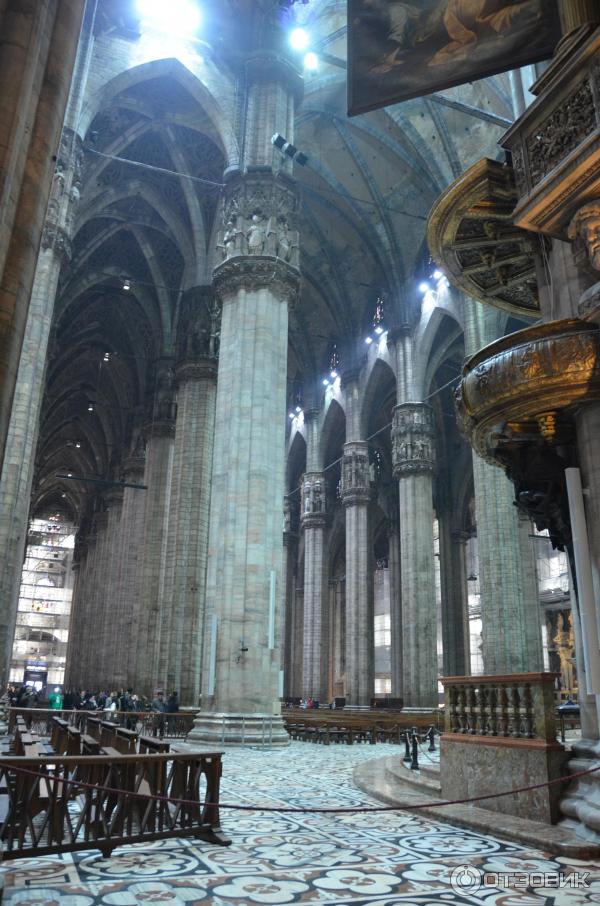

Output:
xmin=1 ymin=0 xmax=600 ymax=902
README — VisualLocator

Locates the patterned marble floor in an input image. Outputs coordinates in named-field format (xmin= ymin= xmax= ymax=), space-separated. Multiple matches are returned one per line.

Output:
xmin=1 ymin=741 xmax=599 ymax=905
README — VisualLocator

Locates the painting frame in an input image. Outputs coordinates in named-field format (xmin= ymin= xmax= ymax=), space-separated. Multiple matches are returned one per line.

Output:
xmin=347 ymin=0 xmax=561 ymax=117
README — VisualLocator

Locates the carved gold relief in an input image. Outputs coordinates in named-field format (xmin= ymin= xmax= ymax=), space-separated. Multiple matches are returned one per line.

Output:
xmin=427 ymin=158 xmax=539 ymax=317
xmin=456 ymin=319 xmax=600 ymax=461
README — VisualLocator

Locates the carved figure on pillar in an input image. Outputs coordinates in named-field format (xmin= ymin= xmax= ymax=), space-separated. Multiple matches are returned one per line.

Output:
xmin=301 ymin=473 xmax=327 ymax=526
xmin=391 ymin=403 xmax=436 ymax=478
xmin=215 ymin=174 xmax=300 ymax=277
xmin=568 ymin=200 xmax=600 ymax=271
xmin=341 ymin=443 xmax=371 ymax=506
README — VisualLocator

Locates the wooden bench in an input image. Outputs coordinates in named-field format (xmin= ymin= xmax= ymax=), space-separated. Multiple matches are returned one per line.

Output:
xmin=114 ymin=728 xmax=138 ymax=755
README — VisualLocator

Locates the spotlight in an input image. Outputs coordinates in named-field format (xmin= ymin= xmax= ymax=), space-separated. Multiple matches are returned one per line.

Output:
xmin=289 ymin=412 xmax=295 ymax=419
xmin=61 ymin=493 xmax=66 ymax=498
xmin=433 ymin=270 xmax=443 ymax=280
xmin=289 ymin=27 xmax=309 ymax=51
xmin=87 ymin=404 xmax=94 ymax=412
xmin=419 ymin=282 xmax=430 ymax=294
xmin=295 ymin=406 xmax=302 ymax=413
xmin=122 ymin=278 xmax=131 ymax=291
xmin=272 ymin=133 xmax=286 ymax=150
xmin=304 ymin=51 xmax=318 ymax=70
xmin=365 ymin=336 xmax=373 ymax=345
xmin=67 ymin=472 xmax=73 ymax=478
xmin=322 ymin=378 xmax=329 ymax=386
xmin=75 ymin=443 xmax=81 ymax=449
xmin=374 ymin=326 xmax=384 ymax=335
xmin=137 ymin=0 xmax=202 ymax=34
xmin=330 ymin=370 xmax=338 ymax=379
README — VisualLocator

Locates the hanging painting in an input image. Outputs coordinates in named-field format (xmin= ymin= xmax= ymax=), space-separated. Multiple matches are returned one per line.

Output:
xmin=348 ymin=0 xmax=561 ymax=115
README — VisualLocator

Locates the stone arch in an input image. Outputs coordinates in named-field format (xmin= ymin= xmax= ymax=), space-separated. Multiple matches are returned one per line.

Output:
xmin=79 ymin=57 xmax=239 ymax=166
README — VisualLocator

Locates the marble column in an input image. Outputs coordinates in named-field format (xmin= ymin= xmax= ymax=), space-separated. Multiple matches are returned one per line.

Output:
xmin=0 ymin=126 xmax=84 ymax=687
xmin=282 ymin=497 xmax=299 ymax=699
xmin=115 ymin=453 xmax=146 ymax=689
xmin=300 ymin=408 xmax=328 ymax=701
xmin=392 ymin=402 xmax=438 ymax=708
xmin=574 ymin=402 xmax=600 ymax=736
xmin=159 ymin=357 xmax=217 ymax=706
xmin=65 ymin=531 xmax=89 ymax=690
xmin=301 ymin=472 xmax=328 ymax=701
xmin=464 ymin=300 xmax=543 ymax=675
xmin=341 ymin=440 xmax=374 ymax=707
xmin=189 ymin=173 xmax=300 ymax=746
xmin=133 ymin=420 xmax=175 ymax=696
xmin=0 ymin=0 xmax=84 ymax=472
xmin=96 ymin=489 xmax=124 ymax=689
xmin=85 ymin=510 xmax=110 ymax=690
xmin=387 ymin=504 xmax=402 ymax=697
xmin=440 ymin=525 xmax=470 ymax=677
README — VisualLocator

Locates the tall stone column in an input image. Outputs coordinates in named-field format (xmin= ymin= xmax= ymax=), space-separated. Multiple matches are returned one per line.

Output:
xmin=440 ymin=525 xmax=470 ymax=677
xmin=189 ymin=171 xmax=300 ymax=746
xmin=134 ymin=419 xmax=175 ymax=696
xmin=301 ymin=409 xmax=328 ymax=701
xmin=0 ymin=126 xmax=84 ymax=686
xmin=392 ymin=402 xmax=438 ymax=708
xmin=301 ymin=473 xmax=328 ymax=701
xmin=96 ymin=489 xmax=124 ymax=689
xmin=387 ymin=502 xmax=402 ymax=697
xmin=115 ymin=453 xmax=146 ymax=689
xmin=341 ymin=440 xmax=374 ymax=707
xmin=159 ymin=356 xmax=217 ymax=706
xmin=85 ymin=510 xmax=109 ymax=690
xmin=65 ymin=531 xmax=89 ymax=690
xmin=282 ymin=496 xmax=299 ymax=699
xmin=0 ymin=0 xmax=85 ymax=472
xmin=464 ymin=300 xmax=543 ymax=674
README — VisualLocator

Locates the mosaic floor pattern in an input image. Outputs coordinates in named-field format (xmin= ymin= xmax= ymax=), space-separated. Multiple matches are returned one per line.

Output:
xmin=1 ymin=741 xmax=599 ymax=905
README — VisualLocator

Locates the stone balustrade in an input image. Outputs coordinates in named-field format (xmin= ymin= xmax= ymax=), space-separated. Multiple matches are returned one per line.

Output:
xmin=442 ymin=672 xmax=558 ymax=742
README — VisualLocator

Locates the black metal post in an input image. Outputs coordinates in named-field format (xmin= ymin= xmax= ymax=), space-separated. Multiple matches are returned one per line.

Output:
xmin=410 ymin=731 xmax=419 ymax=770
xmin=428 ymin=726 xmax=436 ymax=751
xmin=403 ymin=732 xmax=411 ymax=763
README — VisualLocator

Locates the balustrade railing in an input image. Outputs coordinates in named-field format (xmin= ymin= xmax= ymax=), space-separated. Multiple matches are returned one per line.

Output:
xmin=8 ymin=709 xmax=196 ymax=739
xmin=0 ymin=751 xmax=228 ymax=859
xmin=441 ymin=673 xmax=558 ymax=742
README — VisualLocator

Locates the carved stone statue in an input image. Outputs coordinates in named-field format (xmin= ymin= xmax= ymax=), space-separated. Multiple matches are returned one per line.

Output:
xmin=247 ymin=212 xmax=266 ymax=255
xmin=568 ymin=200 xmax=600 ymax=271
xmin=223 ymin=220 xmax=236 ymax=259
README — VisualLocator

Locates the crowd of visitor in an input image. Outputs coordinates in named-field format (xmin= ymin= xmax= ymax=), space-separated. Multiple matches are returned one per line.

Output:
xmin=7 ymin=684 xmax=180 ymax=715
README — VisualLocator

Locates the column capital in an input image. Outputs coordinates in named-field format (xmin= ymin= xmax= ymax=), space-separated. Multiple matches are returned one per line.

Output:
xmin=213 ymin=256 xmax=300 ymax=308
xmin=301 ymin=471 xmax=328 ymax=526
xmin=451 ymin=529 xmax=471 ymax=544
xmin=176 ymin=357 xmax=218 ymax=385
xmin=341 ymin=441 xmax=371 ymax=506
xmin=392 ymin=402 xmax=436 ymax=478
xmin=144 ymin=419 xmax=176 ymax=439
xmin=122 ymin=454 xmax=145 ymax=481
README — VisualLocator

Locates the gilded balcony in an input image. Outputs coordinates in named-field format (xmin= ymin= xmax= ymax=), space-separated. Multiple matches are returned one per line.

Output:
xmin=456 ymin=318 xmax=600 ymax=458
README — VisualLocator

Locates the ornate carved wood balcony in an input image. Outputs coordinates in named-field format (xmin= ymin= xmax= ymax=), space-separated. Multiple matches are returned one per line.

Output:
xmin=455 ymin=318 xmax=600 ymax=549
xmin=427 ymin=158 xmax=540 ymax=317
xmin=501 ymin=26 xmax=600 ymax=239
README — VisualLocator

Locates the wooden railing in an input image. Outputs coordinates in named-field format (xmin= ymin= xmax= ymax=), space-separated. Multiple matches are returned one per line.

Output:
xmin=0 ymin=751 xmax=229 ymax=859
xmin=441 ymin=673 xmax=558 ymax=742
xmin=8 ymin=708 xmax=196 ymax=739
xmin=283 ymin=708 xmax=444 ymax=743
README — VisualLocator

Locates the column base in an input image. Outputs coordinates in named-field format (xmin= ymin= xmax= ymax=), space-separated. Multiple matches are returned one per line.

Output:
xmin=188 ymin=712 xmax=290 ymax=747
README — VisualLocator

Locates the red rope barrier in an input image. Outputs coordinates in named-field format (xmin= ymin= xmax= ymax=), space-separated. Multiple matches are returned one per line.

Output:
xmin=2 ymin=760 xmax=600 ymax=814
